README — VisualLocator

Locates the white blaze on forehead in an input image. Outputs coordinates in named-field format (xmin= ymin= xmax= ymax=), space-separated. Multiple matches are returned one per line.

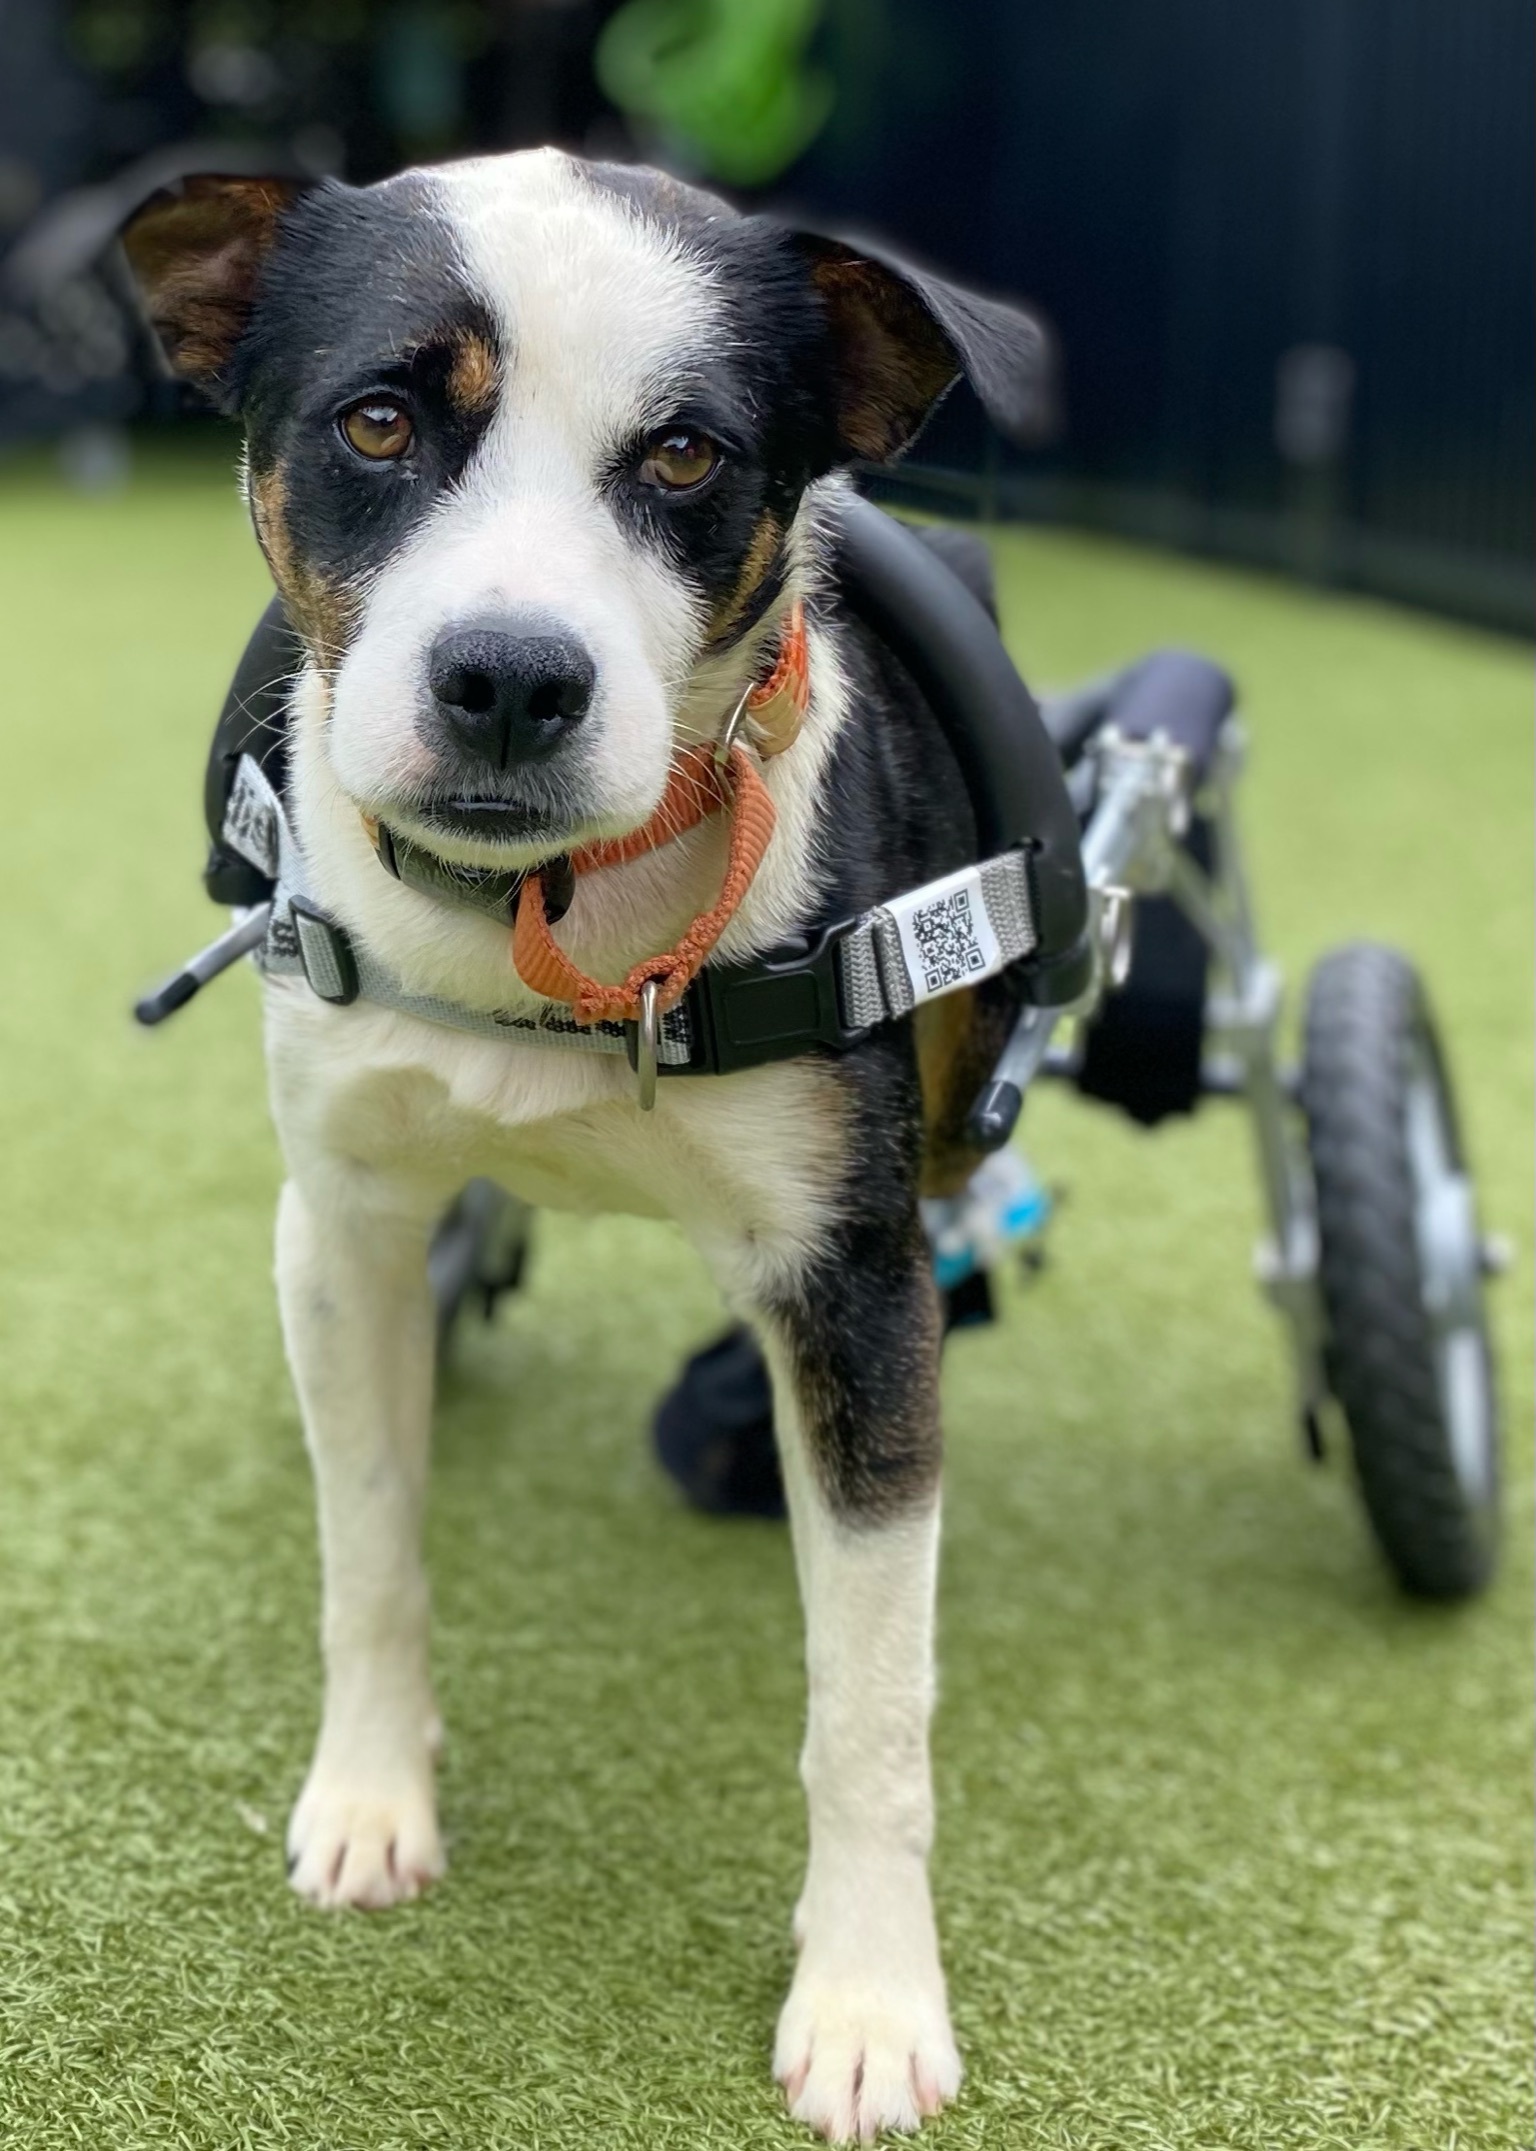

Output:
xmin=430 ymin=149 xmax=725 ymax=463
xmin=321 ymin=149 xmax=739 ymax=866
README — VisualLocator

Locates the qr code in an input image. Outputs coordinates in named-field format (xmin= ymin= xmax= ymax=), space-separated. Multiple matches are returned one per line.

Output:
xmin=910 ymin=887 xmax=987 ymax=992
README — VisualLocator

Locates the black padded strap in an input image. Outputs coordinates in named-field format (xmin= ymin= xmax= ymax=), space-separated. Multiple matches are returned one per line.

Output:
xmin=203 ymin=594 xmax=298 ymax=904
xmin=832 ymin=497 xmax=1090 ymax=997
xmin=202 ymin=505 xmax=1096 ymax=1018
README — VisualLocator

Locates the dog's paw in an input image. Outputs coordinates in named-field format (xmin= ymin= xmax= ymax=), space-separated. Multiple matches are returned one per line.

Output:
xmin=774 ymin=1966 xmax=962 ymax=2142
xmin=286 ymin=1761 xmax=444 ymax=1910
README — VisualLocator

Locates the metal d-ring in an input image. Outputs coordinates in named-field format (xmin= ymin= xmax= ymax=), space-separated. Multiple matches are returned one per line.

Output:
xmin=714 ymin=680 xmax=755 ymax=769
xmin=1100 ymin=883 xmax=1136 ymax=988
xmin=635 ymin=978 xmax=660 ymax=1110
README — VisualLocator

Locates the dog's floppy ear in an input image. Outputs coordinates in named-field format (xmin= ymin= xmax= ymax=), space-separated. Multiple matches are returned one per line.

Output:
xmin=793 ymin=231 xmax=1052 ymax=464
xmin=120 ymin=174 xmax=306 ymax=401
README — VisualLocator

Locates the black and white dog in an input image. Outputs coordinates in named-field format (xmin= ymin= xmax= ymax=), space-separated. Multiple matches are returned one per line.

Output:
xmin=124 ymin=149 xmax=1044 ymax=2143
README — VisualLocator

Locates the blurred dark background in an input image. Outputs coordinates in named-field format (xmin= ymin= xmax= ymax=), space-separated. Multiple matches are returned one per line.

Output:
xmin=2 ymin=0 xmax=1530 ymax=630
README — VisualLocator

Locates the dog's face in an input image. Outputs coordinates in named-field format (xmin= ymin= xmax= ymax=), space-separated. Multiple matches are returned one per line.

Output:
xmin=124 ymin=150 xmax=1045 ymax=866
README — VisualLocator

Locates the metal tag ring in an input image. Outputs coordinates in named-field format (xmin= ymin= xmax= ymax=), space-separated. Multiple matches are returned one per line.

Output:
xmin=634 ymin=977 xmax=660 ymax=1110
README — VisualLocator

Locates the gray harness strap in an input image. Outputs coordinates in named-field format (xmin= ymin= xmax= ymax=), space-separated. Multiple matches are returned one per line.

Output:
xmin=222 ymin=753 xmax=1037 ymax=1063
xmin=836 ymin=855 xmax=1039 ymax=1030
xmin=225 ymin=756 xmax=698 ymax=1059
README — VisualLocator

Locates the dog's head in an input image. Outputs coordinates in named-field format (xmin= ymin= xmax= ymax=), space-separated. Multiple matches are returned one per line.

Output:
xmin=124 ymin=149 xmax=1046 ymax=867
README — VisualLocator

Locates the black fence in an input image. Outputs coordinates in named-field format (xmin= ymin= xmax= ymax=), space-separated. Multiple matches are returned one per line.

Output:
xmin=799 ymin=0 xmax=1534 ymax=631
xmin=2 ymin=0 xmax=1529 ymax=631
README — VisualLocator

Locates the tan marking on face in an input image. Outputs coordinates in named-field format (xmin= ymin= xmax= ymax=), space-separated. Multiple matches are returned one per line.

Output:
xmin=708 ymin=509 xmax=782 ymax=644
xmin=447 ymin=330 xmax=499 ymax=414
xmin=249 ymin=463 xmax=358 ymax=674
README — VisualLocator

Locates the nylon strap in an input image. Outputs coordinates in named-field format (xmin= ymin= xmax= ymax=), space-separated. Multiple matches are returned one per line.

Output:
xmin=220 ymin=574 xmax=1037 ymax=1075
xmin=511 ymin=743 xmax=778 ymax=1023
xmin=223 ymin=752 xmax=701 ymax=1057
xmin=506 ymin=605 xmax=807 ymax=1024
xmin=225 ymin=750 xmax=1038 ymax=1056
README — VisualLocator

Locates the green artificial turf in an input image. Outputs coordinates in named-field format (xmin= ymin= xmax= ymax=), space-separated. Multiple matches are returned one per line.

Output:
xmin=0 ymin=441 xmax=1530 ymax=2150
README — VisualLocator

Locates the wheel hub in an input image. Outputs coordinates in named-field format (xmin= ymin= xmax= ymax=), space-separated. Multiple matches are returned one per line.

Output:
xmin=1405 ymin=1050 xmax=1496 ymax=1507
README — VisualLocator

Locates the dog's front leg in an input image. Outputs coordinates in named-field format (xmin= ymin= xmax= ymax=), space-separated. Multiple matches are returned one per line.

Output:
xmin=755 ymin=1220 xmax=961 ymax=2142
xmin=276 ymin=1173 xmax=445 ymax=1910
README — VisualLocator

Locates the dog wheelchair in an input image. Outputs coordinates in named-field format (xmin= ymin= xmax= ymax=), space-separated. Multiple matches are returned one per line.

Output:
xmin=142 ymin=500 xmax=1503 ymax=1602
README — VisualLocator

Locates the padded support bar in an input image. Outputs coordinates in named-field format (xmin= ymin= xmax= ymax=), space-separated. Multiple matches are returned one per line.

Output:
xmin=1097 ymin=650 xmax=1234 ymax=783
xmin=204 ymin=594 xmax=297 ymax=905
xmin=1038 ymin=668 xmax=1130 ymax=769
xmin=1036 ymin=650 xmax=1236 ymax=781
xmin=831 ymin=497 xmax=1090 ymax=988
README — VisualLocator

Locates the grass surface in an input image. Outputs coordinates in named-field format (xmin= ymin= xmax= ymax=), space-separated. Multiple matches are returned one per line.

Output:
xmin=0 ymin=443 xmax=1530 ymax=2150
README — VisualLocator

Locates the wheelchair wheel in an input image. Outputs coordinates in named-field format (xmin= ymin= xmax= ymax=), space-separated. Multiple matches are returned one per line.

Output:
xmin=429 ymin=1180 xmax=532 ymax=1352
xmin=1301 ymin=944 xmax=1500 ymax=1599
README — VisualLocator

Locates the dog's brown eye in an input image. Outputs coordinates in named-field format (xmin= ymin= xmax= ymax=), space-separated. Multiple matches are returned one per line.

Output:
xmin=638 ymin=429 xmax=719 ymax=491
xmin=340 ymin=400 xmax=414 ymax=461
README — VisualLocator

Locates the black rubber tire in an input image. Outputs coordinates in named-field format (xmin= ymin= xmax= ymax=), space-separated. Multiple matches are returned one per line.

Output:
xmin=1301 ymin=943 xmax=1499 ymax=1599
xmin=429 ymin=1180 xmax=531 ymax=1354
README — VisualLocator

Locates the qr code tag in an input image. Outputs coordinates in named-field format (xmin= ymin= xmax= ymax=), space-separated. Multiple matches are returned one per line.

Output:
xmin=888 ymin=865 xmax=1002 ymax=1003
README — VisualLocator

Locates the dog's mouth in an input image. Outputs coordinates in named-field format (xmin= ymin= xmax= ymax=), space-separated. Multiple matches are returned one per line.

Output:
xmin=416 ymin=795 xmax=567 ymax=845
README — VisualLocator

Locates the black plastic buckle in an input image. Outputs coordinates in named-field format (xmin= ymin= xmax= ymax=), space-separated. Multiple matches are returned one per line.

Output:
xmin=672 ymin=920 xmax=865 ymax=1077
xmin=203 ymin=840 xmax=275 ymax=909
xmin=290 ymin=897 xmax=360 ymax=1005
xmin=1018 ymin=930 xmax=1096 ymax=1008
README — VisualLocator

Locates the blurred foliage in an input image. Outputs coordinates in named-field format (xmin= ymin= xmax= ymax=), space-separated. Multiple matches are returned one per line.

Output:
xmin=596 ymin=0 xmax=831 ymax=185
xmin=71 ymin=0 xmax=374 ymax=74
xmin=65 ymin=0 xmax=840 ymax=182
xmin=59 ymin=0 xmax=616 ymax=181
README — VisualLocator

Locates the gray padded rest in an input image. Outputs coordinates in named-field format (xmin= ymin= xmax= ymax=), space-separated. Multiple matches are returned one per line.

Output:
xmin=1042 ymin=648 xmax=1235 ymax=781
xmin=1104 ymin=649 xmax=1234 ymax=779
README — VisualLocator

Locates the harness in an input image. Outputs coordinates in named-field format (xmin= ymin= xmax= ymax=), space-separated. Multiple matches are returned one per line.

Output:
xmin=143 ymin=501 xmax=1092 ymax=1105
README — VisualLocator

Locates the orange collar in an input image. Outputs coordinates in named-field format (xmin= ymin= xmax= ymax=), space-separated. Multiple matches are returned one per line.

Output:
xmin=512 ymin=603 xmax=808 ymax=1027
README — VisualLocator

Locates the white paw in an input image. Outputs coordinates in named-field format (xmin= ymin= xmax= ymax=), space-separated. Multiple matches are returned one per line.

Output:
xmin=774 ymin=1965 xmax=962 ymax=2142
xmin=287 ymin=1758 xmax=444 ymax=1910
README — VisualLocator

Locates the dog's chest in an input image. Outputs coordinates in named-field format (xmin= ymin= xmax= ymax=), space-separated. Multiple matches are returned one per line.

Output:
xmin=267 ymin=985 xmax=846 ymax=1256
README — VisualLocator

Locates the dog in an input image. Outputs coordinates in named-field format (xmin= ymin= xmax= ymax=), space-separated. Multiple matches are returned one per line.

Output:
xmin=123 ymin=148 xmax=1045 ymax=2143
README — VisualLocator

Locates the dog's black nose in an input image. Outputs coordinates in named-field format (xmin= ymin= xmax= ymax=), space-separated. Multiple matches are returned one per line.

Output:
xmin=427 ymin=625 xmax=595 ymax=768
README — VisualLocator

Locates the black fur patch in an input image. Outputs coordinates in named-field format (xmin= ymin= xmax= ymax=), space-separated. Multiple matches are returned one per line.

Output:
xmin=233 ymin=176 xmax=502 ymax=612
xmin=582 ymin=163 xmax=844 ymax=656
xmin=767 ymin=1026 xmax=945 ymax=1523
xmin=223 ymin=160 xmax=844 ymax=668
xmin=754 ymin=610 xmax=1014 ymax=1523
xmin=579 ymin=160 xmax=1046 ymax=656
